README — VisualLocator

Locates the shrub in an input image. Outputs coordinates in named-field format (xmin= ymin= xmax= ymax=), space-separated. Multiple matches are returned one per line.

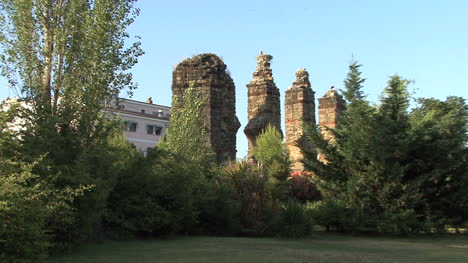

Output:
xmin=308 ymin=200 xmax=347 ymax=232
xmin=196 ymin=180 xmax=241 ymax=235
xmin=288 ymin=171 xmax=321 ymax=203
xmin=307 ymin=200 xmax=365 ymax=233
xmin=253 ymin=124 xmax=290 ymax=181
xmin=104 ymin=152 xmax=164 ymax=238
xmin=308 ymin=200 xmax=431 ymax=235
xmin=105 ymin=149 xmax=208 ymax=237
xmin=376 ymin=209 xmax=428 ymax=235
xmin=0 ymin=168 xmax=50 ymax=262
xmin=277 ymin=199 xmax=313 ymax=238
xmin=223 ymin=160 xmax=270 ymax=235
xmin=0 ymin=160 xmax=88 ymax=263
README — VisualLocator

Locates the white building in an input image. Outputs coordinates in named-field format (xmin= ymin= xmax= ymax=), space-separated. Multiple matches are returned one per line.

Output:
xmin=0 ymin=97 xmax=30 ymax=134
xmin=104 ymin=97 xmax=171 ymax=153
xmin=2 ymin=96 xmax=170 ymax=154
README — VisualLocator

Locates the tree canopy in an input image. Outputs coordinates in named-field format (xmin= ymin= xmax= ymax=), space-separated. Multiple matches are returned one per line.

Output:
xmin=303 ymin=60 xmax=468 ymax=234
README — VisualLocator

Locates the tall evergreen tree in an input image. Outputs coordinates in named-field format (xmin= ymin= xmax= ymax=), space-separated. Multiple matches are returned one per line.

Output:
xmin=304 ymin=63 xmax=428 ymax=233
xmin=336 ymin=60 xmax=375 ymax=179
xmin=341 ymin=59 xmax=366 ymax=103
xmin=367 ymin=76 xmax=422 ymax=224
xmin=303 ymin=60 xmax=375 ymax=202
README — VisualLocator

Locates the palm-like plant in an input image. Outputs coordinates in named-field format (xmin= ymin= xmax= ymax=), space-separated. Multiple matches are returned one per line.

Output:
xmin=223 ymin=160 xmax=268 ymax=234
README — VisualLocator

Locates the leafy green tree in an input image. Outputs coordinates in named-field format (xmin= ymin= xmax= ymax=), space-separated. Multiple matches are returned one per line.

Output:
xmin=0 ymin=0 xmax=142 ymax=120
xmin=0 ymin=106 xmax=90 ymax=261
xmin=159 ymin=85 xmax=216 ymax=175
xmin=0 ymin=0 xmax=143 ymax=177
xmin=0 ymin=160 xmax=90 ymax=262
xmin=0 ymin=0 xmax=143 ymax=244
xmin=106 ymin=146 xmax=221 ymax=238
xmin=409 ymin=96 xmax=468 ymax=229
xmin=103 ymin=145 xmax=166 ymax=238
xmin=153 ymin=86 xmax=220 ymax=235
xmin=0 ymin=100 xmax=23 ymax=161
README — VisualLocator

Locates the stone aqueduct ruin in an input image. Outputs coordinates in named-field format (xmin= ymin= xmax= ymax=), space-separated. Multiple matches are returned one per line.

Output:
xmin=172 ymin=52 xmax=345 ymax=170
xmin=172 ymin=54 xmax=240 ymax=163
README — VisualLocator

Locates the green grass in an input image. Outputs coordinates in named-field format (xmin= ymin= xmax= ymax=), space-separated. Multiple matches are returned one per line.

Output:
xmin=45 ymin=233 xmax=468 ymax=263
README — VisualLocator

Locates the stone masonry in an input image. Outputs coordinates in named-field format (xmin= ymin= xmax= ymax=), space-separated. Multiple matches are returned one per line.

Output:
xmin=317 ymin=87 xmax=346 ymax=162
xmin=285 ymin=69 xmax=315 ymax=171
xmin=244 ymin=51 xmax=282 ymax=155
xmin=172 ymin=53 xmax=240 ymax=163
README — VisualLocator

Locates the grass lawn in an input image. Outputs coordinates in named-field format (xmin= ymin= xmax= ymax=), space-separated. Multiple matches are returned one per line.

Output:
xmin=44 ymin=233 xmax=468 ymax=263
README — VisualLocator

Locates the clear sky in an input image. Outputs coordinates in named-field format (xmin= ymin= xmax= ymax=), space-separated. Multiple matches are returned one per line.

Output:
xmin=1 ymin=0 xmax=467 ymax=158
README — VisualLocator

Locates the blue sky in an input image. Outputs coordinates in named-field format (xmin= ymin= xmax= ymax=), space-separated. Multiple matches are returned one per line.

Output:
xmin=1 ymin=0 xmax=467 ymax=158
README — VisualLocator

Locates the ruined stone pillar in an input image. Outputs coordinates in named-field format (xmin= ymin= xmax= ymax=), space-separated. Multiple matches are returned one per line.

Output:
xmin=317 ymin=87 xmax=346 ymax=162
xmin=244 ymin=51 xmax=282 ymax=156
xmin=172 ymin=53 xmax=240 ymax=163
xmin=285 ymin=69 xmax=315 ymax=172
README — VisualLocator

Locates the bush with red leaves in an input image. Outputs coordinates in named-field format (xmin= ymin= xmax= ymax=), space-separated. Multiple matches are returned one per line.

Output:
xmin=288 ymin=171 xmax=321 ymax=203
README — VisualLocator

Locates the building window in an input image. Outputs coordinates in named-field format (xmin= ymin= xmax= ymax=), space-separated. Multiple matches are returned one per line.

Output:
xmin=146 ymin=125 xmax=153 ymax=135
xmin=146 ymin=124 xmax=162 ymax=136
xmin=155 ymin=126 xmax=162 ymax=136
xmin=125 ymin=121 xmax=138 ymax=132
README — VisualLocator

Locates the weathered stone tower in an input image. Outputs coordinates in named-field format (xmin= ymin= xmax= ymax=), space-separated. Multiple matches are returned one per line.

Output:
xmin=244 ymin=51 xmax=282 ymax=155
xmin=285 ymin=69 xmax=315 ymax=171
xmin=172 ymin=53 xmax=240 ymax=163
xmin=317 ymin=87 xmax=346 ymax=162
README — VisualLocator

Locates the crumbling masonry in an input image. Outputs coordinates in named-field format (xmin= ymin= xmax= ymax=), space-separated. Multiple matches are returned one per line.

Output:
xmin=244 ymin=51 xmax=282 ymax=155
xmin=317 ymin=87 xmax=346 ymax=162
xmin=170 ymin=52 xmax=345 ymax=166
xmin=285 ymin=69 xmax=316 ymax=171
xmin=171 ymin=53 xmax=240 ymax=163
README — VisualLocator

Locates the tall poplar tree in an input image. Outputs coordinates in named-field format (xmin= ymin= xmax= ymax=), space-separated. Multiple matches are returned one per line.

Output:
xmin=160 ymin=86 xmax=216 ymax=168
xmin=0 ymin=0 xmax=143 ymax=133
xmin=0 ymin=0 xmax=143 ymax=244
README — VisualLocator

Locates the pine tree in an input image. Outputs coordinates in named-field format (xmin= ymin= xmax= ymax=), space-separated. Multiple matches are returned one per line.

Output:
xmin=303 ymin=60 xmax=375 ymax=202
xmin=367 ymin=76 xmax=422 ymax=229
xmin=341 ymin=59 xmax=366 ymax=103
xmin=303 ymin=64 xmax=427 ymax=233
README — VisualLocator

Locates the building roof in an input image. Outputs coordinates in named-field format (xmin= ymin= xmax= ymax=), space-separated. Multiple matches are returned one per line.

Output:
xmin=103 ymin=107 xmax=170 ymax=121
xmin=119 ymin=97 xmax=171 ymax=109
